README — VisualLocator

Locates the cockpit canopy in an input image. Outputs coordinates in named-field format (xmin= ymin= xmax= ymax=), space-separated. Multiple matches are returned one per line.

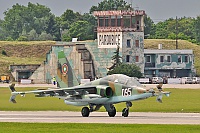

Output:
xmin=101 ymin=74 xmax=142 ymax=87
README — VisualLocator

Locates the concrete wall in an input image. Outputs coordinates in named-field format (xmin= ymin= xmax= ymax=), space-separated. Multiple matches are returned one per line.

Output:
xmin=122 ymin=32 xmax=144 ymax=73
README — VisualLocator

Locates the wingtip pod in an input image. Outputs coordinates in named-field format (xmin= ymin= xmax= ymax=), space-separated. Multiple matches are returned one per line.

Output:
xmin=156 ymin=91 xmax=171 ymax=103
xmin=9 ymin=94 xmax=17 ymax=103
xmin=164 ymin=92 xmax=171 ymax=97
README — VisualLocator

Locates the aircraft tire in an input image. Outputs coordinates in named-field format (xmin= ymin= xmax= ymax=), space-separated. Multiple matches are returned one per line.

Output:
xmin=108 ymin=107 xmax=116 ymax=117
xmin=122 ymin=108 xmax=129 ymax=117
xmin=81 ymin=107 xmax=90 ymax=117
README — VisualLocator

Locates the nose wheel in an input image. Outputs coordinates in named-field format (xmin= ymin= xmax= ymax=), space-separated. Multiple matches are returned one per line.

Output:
xmin=122 ymin=101 xmax=132 ymax=117
xmin=122 ymin=108 xmax=129 ymax=117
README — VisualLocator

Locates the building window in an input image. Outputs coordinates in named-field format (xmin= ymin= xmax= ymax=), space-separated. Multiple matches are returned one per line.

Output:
xmin=105 ymin=16 xmax=109 ymax=27
xmin=117 ymin=16 xmax=121 ymax=27
xmin=136 ymin=20 xmax=140 ymax=30
xmin=127 ymin=39 xmax=131 ymax=48
xmin=178 ymin=55 xmax=182 ymax=63
xmin=124 ymin=16 xmax=131 ymax=28
xmin=167 ymin=55 xmax=171 ymax=62
xmin=160 ymin=55 xmax=164 ymax=63
xmin=111 ymin=16 xmax=116 ymax=27
xmin=99 ymin=17 xmax=104 ymax=27
xmin=185 ymin=55 xmax=189 ymax=63
xmin=135 ymin=40 xmax=139 ymax=47
xmin=146 ymin=56 xmax=151 ymax=63
xmin=126 ymin=55 xmax=130 ymax=62
xmin=136 ymin=56 xmax=139 ymax=62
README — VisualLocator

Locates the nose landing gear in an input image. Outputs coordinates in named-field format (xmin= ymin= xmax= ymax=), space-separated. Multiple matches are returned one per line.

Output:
xmin=122 ymin=101 xmax=132 ymax=117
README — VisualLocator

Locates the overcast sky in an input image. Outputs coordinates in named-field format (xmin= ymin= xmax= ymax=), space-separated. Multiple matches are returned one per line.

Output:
xmin=0 ymin=0 xmax=200 ymax=23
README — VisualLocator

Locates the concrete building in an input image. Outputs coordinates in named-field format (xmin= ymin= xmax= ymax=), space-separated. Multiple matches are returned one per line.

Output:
xmin=93 ymin=10 xmax=145 ymax=73
xmin=10 ymin=64 xmax=40 ymax=82
xmin=144 ymin=48 xmax=195 ymax=78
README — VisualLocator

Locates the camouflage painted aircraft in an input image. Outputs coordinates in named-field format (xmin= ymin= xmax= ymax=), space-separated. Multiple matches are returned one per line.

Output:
xmin=9 ymin=74 xmax=170 ymax=117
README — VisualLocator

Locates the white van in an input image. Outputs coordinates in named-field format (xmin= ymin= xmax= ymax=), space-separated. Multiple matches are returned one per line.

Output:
xmin=192 ymin=77 xmax=200 ymax=84
xmin=152 ymin=77 xmax=163 ymax=84
xmin=182 ymin=77 xmax=192 ymax=84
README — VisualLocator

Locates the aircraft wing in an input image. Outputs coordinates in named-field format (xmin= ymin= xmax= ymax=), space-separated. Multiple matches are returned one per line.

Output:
xmin=9 ymin=84 xmax=113 ymax=103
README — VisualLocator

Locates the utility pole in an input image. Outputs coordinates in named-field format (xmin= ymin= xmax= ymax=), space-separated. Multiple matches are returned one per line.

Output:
xmin=176 ymin=16 xmax=178 ymax=49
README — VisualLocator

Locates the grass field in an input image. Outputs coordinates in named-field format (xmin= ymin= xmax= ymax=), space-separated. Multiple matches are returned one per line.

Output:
xmin=0 ymin=123 xmax=200 ymax=133
xmin=0 ymin=87 xmax=200 ymax=112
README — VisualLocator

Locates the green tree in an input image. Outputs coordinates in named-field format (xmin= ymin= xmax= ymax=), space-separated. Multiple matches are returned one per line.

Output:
xmin=107 ymin=63 xmax=142 ymax=78
xmin=44 ymin=15 xmax=60 ymax=40
xmin=90 ymin=0 xmax=132 ymax=13
xmin=144 ymin=15 xmax=155 ymax=39
xmin=60 ymin=9 xmax=79 ymax=30
xmin=2 ymin=2 xmax=56 ymax=40
xmin=152 ymin=17 xmax=196 ymax=42
xmin=27 ymin=29 xmax=39 ymax=41
xmin=38 ymin=32 xmax=53 ymax=41
xmin=82 ymin=13 xmax=96 ymax=39
xmin=61 ymin=29 xmax=71 ymax=42
xmin=194 ymin=16 xmax=200 ymax=43
xmin=108 ymin=45 xmax=122 ymax=70
xmin=67 ymin=21 xmax=92 ymax=41
xmin=18 ymin=35 xmax=28 ymax=41
xmin=0 ymin=19 xmax=8 ymax=40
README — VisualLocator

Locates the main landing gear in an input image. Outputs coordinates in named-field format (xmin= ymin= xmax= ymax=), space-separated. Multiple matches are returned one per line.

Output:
xmin=107 ymin=106 xmax=116 ymax=117
xmin=81 ymin=104 xmax=102 ymax=117
xmin=81 ymin=102 xmax=132 ymax=117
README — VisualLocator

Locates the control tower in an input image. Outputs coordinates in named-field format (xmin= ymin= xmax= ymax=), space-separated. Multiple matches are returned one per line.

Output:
xmin=93 ymin=10 xmax=145 ymax=73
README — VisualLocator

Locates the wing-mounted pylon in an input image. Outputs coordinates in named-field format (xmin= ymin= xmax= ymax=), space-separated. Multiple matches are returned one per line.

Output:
xmin=8 ymin=83 xmax=113 ymax=103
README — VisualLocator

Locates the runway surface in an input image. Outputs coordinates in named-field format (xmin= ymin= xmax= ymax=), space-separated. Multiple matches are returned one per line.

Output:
xmin=0 ymin=111 xmax=199 ymax=124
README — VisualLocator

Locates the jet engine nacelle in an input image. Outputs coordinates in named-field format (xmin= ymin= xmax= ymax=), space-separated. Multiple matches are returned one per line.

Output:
xmin=96 ymin=85 xmax=113 ymax=98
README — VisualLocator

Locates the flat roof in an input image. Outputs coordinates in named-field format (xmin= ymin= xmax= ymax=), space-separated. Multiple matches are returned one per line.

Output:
xmin=93 ymin=10 xmax=145 ymax=16
xmin=144 ymin=49 xmax=193 ymax=54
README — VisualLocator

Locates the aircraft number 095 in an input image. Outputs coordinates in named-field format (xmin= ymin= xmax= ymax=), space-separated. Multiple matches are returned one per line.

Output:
xmin=122 ymin=88 xmax=132 ymax=97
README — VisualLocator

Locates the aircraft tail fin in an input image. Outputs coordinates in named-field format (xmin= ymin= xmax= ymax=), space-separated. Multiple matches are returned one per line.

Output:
xmin=55 ymin=51 xmax=80 ymax=88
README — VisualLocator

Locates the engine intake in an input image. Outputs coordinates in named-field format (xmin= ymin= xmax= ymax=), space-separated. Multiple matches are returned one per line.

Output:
xmin=96 ymin=85 xmax=113 ymax=98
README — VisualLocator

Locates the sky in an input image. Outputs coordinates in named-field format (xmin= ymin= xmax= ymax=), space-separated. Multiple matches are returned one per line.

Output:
xmin=0 ymin=0 xmax=200 ymax=23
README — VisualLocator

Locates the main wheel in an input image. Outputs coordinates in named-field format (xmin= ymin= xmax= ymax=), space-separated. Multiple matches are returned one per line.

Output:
xmin=108 ymin=107 xmax=116 ymax=117
xmin=81 ymin=107 xmax=90 ymax=117
xmin=122 ymin=108 xmax=129 ymax=117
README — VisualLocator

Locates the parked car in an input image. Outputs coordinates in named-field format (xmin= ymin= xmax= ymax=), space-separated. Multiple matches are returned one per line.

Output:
xmin=151 ymin=77 xmax=163 ymax=84
xmin=0 ymin=75 xmax=10 ymax=83
xmin=182 ymin=77 xmax=193 ymax=84
xmin=192 ymin=77 xmax=200 ymax=84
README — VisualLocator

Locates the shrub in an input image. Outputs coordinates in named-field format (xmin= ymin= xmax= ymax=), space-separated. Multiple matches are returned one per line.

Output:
xmin=1 ymin=50 xmax=7 ymax=56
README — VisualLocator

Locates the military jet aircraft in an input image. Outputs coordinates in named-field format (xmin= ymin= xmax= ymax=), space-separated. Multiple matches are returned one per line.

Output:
xmin=9 ymin=74 xmax=170 ymax=117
